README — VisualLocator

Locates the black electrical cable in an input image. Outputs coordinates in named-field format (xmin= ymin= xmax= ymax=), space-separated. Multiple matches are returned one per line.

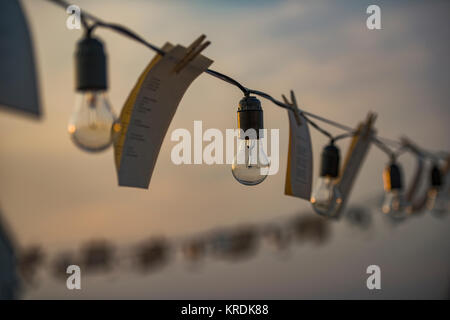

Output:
xmin=205 ymin=69 xmax=249 ymax=96
xmin=331 ymin=132 xmax=356 ymax=143
xmin=45 ymin=0 xmax=446 ymax=161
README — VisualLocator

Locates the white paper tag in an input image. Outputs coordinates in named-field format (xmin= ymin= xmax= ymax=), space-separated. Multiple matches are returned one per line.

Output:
xmin=405 ymin=154 xmax=424 ymax=208
xmin=442 ymin=158 xmax=450 ymax=196
xmin=114 ymin=43 xmax=213 ymax=188
xmin=335 ymin=114 xmax=376 ymax=216
xmin=284 ymin=111 xmax=313 ymax=200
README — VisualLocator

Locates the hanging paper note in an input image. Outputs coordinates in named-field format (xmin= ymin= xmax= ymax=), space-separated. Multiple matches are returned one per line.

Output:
xmin=335 ymin=113 xmax=377 ymax=217
xmin=114 ymin=42 xmax=213 ymax=188
xmin=0 ymin=0 xmax=41 ymax=117
xmin=442 ymin=156 xmax=450 ymax=197
xmin=284 ymin=110 xmax=313 ymax=200
xmin=401 ymin=137 xmax=426 ymax=213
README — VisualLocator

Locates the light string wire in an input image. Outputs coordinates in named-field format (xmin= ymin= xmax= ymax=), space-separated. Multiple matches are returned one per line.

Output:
xmin=47 ymin=0 xmax=447 ymax=162
xmin=20 ymin=206 xmax=382 ymax=286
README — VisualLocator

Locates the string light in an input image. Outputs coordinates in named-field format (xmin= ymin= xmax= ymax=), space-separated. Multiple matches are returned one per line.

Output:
xmin=44 ymin=0 xmax=448 ymax=217
xmin=13 ymin=197 xmax=446 ymax=289
xmin=231 ymin=96 xmax=270 ymax=186
xmin=17 ymin=212 xmax=333 ymax=287
xmin=426 ymin=164 xmax=447 ymax=216
xmin=381 ymin=160 xmax=407 ymax=220
xmin=68 ymin=31 xmax=120 ymax=152
xmin=311 ymin=141 xmax=343 ymax=218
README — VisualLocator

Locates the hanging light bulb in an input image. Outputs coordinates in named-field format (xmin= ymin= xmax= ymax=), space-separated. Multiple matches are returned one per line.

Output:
xmin=382 ymin=161 xmax=407 ymax=220
xmin=311 ymin=142 xmax=343 ymax=218
xmin=68 ymin=35 xmax=120 ymax=152
xmin=426 ymin=164 xmax=448 ymax=216
xmin=231 ymin=95 xmax=270 ymax=185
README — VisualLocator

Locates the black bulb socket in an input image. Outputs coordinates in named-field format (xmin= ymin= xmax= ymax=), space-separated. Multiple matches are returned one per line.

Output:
xmin=237 ymin=96 xmax=264 ymax=140
xmin=320 ymin=143 xmax=340 ymax=178
xmin=75 ymin=36 xmax=107 ymax=91
xmin=431 ymin=165 xmax=443 ymax=188
xmin=384 ymin=162 xmax=403 ymax=191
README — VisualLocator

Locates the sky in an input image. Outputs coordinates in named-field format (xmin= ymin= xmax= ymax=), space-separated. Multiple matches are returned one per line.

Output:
xmin=0 ymin=0 xmax=449 ymax=299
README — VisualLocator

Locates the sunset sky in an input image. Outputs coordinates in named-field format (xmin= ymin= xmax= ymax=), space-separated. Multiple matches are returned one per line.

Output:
xmin=0 ymin=0 xmax=449 ymax=299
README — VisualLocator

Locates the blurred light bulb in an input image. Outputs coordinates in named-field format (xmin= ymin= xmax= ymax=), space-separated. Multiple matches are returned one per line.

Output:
xmin=311 ymin=143 xmax=342 ymax=218
xmin=382 ymin=190 xmax=406 ymax=217
xmin=311 ymin=176 xmax=342 ymax=217
xmin=232 ymin=138 xmax=270 ymax=186
xmin=426 ymin=188 xmax=448 ymax=217
xmin=68 ymin=91 xmax=120 ymax=152
xmin=231 ymin=95 xmax=269 ymax=186
xmin=382 ymin=162 xmax=408 ymax=221
xmin=70 ymin=35 xmax=120 ymax=152
xmin=426 ymin=164 xmax=448 ymax=217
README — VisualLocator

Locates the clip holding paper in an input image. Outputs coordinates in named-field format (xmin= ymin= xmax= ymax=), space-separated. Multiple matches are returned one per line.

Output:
xmin=172 ymin=34 xmax=211 ymax=74
xmin=282 ymin=90 xmax=302 ymax=126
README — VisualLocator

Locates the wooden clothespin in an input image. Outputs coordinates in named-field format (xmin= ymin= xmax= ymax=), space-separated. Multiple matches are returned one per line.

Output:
xmin=282 ymin=90 xmax=302 ymax=126
xmin=173 ymin=34 xmax=211 ymax=74
xmin=359 ymin=112 xmax=377 ymax=140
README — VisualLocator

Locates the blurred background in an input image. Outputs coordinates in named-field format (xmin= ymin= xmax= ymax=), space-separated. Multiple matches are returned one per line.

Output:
xmin=0 ymin=0 xmax=449 ymax=299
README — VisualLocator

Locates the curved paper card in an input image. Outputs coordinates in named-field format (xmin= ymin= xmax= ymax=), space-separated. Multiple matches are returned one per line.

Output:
xmin=114 ymin=43 xmax=213 ymax=188
xmin=284 ymin=111 xmax=313 ymax=200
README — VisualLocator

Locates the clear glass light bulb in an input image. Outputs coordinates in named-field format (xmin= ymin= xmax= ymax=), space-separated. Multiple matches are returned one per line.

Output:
xmin=68 ymin=91 xmax=120 ymax=152
xmin=382 ymin=189 xmax=407 ymax=220
xmin=426 ymin=187 xmax=448 ymax=217
xmin=311 ymin=176 xmax=343 ymax=218
xmin=231 ymin=138 xmax=270 ymax=186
